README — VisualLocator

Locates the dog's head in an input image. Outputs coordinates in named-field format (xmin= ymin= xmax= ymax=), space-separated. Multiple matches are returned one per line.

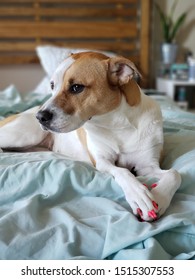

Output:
xmin=36 ymin=51 xmax=140 ymax=133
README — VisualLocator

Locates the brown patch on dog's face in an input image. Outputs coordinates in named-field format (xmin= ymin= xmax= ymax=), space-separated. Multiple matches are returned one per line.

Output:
xmin=52 ymin=52 xmax=122 ymax=121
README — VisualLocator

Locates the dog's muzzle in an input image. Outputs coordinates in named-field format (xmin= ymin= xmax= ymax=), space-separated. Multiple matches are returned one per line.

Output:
xmin=36 ymin=109 xmax=53 ymax=129
xmin=36 ymin=106 xmax=87 ymax=133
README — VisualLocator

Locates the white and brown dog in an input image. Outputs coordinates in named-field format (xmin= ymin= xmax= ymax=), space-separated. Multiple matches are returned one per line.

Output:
xmin=0 ymin=52 xmax=181 ymax=221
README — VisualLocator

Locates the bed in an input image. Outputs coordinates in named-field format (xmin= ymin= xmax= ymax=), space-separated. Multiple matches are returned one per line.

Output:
xmin=0 ymin=0 xmax=195 ymax=260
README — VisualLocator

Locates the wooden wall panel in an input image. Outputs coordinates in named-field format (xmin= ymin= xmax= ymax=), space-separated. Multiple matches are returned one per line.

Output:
xmin=0 ymin=0 xmax=151 ymax=85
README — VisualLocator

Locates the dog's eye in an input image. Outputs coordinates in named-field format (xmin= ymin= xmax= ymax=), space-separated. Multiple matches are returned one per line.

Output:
xmin=69 ymin=84 xmax=85 ymax=94
xmin=50 ymin=81 xmax=54 ymax=90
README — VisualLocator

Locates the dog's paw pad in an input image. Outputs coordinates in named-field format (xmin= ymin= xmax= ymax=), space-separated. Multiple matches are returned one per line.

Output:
xmin=148 ymin=209 xmax=158 ymax=220
xmin=151 ymin=183 xmax=158 ymax=189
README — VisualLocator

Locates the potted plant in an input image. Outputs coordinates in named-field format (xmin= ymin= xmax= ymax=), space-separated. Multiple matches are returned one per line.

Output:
xmin=155 ymin=0 xmax=187 ymax=64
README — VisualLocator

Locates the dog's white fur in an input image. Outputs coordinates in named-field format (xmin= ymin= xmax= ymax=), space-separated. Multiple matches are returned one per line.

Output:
xmin=0 ymin=52 xmax=181 ymax=221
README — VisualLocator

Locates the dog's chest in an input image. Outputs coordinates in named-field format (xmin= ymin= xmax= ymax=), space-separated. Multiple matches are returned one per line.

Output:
xmin=99 ymin=128 xmax=141 ymax=168
xmin=90 ymin=125 xmax=140 ymax=156
xmin=103 ymin=127 xmax=153 ymax=169
xmin=113 ymin=128 xmax=139 ymax=153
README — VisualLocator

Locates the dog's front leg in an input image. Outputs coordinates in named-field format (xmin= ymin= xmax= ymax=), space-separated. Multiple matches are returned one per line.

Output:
xmin=0 ymin=107 xmax=49 ymax=151
xmin=96 ymin=158 xmax=158 ymax=221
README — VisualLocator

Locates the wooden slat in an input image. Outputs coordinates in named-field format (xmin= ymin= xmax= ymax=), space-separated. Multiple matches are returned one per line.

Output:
xmin=0 ymin=41 xmax=137 ymax=52
xmin=0 ymin=21 xmax=137 ymax=39
xmin=0 ymin=42 xmax=36 ymax=52
xmin=1 ymin=0 xmax=137 ymax=4
xmin=0 ymin=7 xmax=137 ymax=18
xmin=0 ymin=55 xmax=39 ymax=64
xmin=0 ymin=54 xmax=139 ymax=65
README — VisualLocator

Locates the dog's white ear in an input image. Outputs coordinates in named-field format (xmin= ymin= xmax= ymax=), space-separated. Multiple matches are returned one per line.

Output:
xmin=107 ymin=56 xmax=140 ymax=86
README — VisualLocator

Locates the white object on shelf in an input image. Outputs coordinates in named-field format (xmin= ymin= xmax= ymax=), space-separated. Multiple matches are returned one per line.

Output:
xmin=156 ymin=78 xmax=195 ymax=109
xmin=156 ymin=78 xmax=195 ymax=99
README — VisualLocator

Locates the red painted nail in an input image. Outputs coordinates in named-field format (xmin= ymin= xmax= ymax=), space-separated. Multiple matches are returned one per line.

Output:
xmin=137 ymin=208 xmax=143 ymax=217
xmin=151 ymin=183 xmax=157 ymax=189
xmin=143 ymin=183 xmax=148 ymax=188
xmin=148 ymin=210 xmax=157 ymax=219
xmin=152 ymin=201 xmax=158 ymax=210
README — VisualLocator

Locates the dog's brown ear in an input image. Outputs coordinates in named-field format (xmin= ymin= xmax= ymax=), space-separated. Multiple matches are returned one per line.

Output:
xmin=107 ymin=56 xmax=141 ymax=86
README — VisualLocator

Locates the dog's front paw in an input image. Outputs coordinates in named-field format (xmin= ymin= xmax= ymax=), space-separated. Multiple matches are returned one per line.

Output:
xmin=150 ymin=169 xmax=181 ymax=218
xmin=125 ymin=183 xmax=159 ymax=222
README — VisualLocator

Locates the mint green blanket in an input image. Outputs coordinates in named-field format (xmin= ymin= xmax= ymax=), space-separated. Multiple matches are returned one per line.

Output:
xmin=0 ymin=86 xmax=195 ymax=260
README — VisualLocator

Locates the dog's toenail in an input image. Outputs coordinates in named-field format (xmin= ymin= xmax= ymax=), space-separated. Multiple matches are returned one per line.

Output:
xmin=151 ymin=183 xmax=157 ymax=188
xmin=152 ymin=201 xmax=158 ymax=210
xmin=137 ymin=208 xmax=143 ymax=217
xmin=148 ymin=210 xmax=157 ymax=219
xmin=143 ymin=183 xmax=148 ymax=188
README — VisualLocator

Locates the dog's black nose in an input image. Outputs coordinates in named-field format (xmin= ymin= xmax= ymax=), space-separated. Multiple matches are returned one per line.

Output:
xmin=36 ymin=110 xmax=53 ymax=124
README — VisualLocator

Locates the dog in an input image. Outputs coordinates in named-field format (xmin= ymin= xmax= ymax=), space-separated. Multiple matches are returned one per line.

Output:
xmin=0 ymin=51 xmax=181 ymax=221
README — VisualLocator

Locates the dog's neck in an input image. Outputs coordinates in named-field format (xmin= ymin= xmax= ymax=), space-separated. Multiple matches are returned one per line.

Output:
xmin=84 ymin=84 xmax=142 ymax=130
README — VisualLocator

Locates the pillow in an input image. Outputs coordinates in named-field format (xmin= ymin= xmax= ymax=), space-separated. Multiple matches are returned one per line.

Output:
xmin=36 ymin=45 xmax=115 ymax=78
xmin=32 ymin=76 xmax=51 ymax=95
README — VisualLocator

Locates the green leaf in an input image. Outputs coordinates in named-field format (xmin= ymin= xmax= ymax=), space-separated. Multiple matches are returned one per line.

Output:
xmin=155 ymin=3 xmax=169 ymax=41
xmin=155 ymin=3 xmax=166 ymax=24
xmin=169 ymin=0 xmax=178 ymax=20
xmin=155 ymin=1 xmax=187 ymax=43
xmin=170 ymin=13 xmax=187 ymax=42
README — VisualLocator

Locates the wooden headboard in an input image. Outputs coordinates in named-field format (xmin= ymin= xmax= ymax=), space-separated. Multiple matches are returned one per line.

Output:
xmin=0 ymin=0 xmax=151 ymax=85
